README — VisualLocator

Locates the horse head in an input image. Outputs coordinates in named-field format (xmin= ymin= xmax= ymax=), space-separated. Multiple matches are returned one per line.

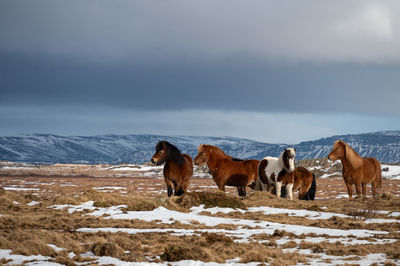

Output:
xmin=282 ymin=148 xmax=296 ymax=172
xmin=328 ymin=140 xmax=363 ymax=169
xmin=328 ymin=140 xmax=345 ymax=162
xmin=194 ymin=144 xmax=211 ymax=166
xmin=151 ymin=141 xmax=168 ymax=165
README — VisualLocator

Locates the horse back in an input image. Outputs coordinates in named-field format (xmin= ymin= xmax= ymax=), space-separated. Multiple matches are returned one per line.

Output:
xmin=362 ymin=157 xmax=381 ymax=184
xmin=218 ymin=158 xmax=259 ymax=187
xmin=293 ymin=167 xmax=313 ymax=190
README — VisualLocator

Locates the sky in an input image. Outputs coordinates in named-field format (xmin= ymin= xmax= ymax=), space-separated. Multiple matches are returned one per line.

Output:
xmin=1 ymin=0 xmax=400 ymax=144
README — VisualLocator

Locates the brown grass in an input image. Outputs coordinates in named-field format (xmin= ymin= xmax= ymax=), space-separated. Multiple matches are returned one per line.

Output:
xmin=1 ymin=172 xmax=400 ymax=265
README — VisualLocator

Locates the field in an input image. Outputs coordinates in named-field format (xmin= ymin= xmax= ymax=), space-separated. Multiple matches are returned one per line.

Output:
xmin=1 ymin=161 xmax=400 ymax=265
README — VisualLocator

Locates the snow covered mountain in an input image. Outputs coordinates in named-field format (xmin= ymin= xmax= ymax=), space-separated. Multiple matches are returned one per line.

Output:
xmin=0 ymin=131 xmax=400 ymax=164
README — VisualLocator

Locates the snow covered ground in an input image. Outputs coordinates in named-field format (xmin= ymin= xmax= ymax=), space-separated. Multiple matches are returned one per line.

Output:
xmin=3 ymin=200 xmax=397 ymax=265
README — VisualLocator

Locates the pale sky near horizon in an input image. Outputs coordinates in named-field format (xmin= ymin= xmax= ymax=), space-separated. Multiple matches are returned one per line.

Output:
xmin=1 ymin=1 xmax=400 ymax=143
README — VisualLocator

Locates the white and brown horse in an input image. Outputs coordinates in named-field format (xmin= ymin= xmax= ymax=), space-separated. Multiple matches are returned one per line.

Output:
xmin=256 ymin=148 xmax=296 ymax=199
xmin=328 ymin=140 xmax=381 ymax=199
xmin=151 ymin=141 xmax=193 ymax=197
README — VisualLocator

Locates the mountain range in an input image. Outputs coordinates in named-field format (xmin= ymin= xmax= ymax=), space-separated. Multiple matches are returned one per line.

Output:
xmin=0 ymin=131 xmax=400 ymax=164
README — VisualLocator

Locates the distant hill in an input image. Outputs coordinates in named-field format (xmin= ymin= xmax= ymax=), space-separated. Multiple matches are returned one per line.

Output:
xmin=0 ymin=131 xmax=399 ymax=164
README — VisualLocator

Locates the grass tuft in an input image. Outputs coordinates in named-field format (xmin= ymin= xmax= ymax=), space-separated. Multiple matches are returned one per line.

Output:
xmin=175 ymin=191 xmax=245 ymax=209
xmin=160 ymin=244 xmax=210 ymax=262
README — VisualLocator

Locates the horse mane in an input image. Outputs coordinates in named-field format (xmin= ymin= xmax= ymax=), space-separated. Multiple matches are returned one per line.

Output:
xmin=280 ymin=148 xmax=295 ymax=172
xmin=200 ymin=144 xmax=230 ymax=159
xmin=156 ymin=141 xmax=185 ymax=165
xmin=341 ymin=141 xmax=363 ymax=169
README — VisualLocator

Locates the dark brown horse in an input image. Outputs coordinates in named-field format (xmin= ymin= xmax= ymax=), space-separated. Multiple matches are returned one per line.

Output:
xmin=280 ymin=167 xmax=316 ymax=200
xmin=194 ymin=144 xmax=259 ymax=196
xmin=328 ymin=140 xmax=381 ymax=199
xmin=151 ymin=141 xmax=193 ymax=197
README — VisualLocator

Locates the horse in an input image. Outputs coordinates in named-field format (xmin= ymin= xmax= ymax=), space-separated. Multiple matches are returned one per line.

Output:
xmin=194 ymin=144 xmax=259 ymax=196
xmin=328 ymin=140 xmax=381 ymax=199
xmin=151 ymin=141 xmax=193 ymax=197
xmin=280 ymin=167 xmax=316 ymax=200
xmin=256 ymin=148 xmax=296 ymax=199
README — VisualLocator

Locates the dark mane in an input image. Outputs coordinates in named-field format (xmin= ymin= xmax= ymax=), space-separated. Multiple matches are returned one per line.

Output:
xmin=282 ymin=149 xmax=290 ymax=172
xmin=156 ymin=141 xmax=185 ymax=165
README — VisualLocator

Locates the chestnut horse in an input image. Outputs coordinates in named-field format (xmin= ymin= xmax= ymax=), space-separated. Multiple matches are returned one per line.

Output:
xmin=328 ymin=140 xmax=381 ymax=199
xmin=151 ymin=141 xmax=193 ymax=197
xmin=194 ymin=144 xmax=259 ymax=196
xmin=256 ymin=148 xmax=296 ymax=199
xmin=280 ymin=167 xmax=316 ymax=200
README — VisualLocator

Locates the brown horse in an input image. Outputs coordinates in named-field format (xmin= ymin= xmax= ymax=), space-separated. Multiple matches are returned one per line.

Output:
xmin=151 ymin=141 xmax=193 ymax=197
xmin=280 ymin=167 xmax=316 ymax=200
xmin=194 ymin=144 xmax=259 ymax=196
xmin=328 ymin=140 xmax=381 ymax=199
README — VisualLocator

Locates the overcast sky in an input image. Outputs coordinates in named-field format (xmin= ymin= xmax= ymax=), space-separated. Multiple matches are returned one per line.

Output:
xmin=1 ymin=0 xmax=400 ymax=144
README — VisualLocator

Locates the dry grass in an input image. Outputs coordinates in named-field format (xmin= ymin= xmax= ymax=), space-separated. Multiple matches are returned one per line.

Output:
xmin=1 ymin=173 xmax=400 ymax=265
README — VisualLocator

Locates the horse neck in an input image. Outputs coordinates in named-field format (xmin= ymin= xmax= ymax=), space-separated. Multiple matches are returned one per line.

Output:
xmin=339 ymin=156 xmax=354 ymax=171
xmin=206 ymin=151 xmax=224 ymax=171
xmin=278 ymin=153 xmax=288 ymax=172
xmin=167 ymin=150 xmax=185 ymax=165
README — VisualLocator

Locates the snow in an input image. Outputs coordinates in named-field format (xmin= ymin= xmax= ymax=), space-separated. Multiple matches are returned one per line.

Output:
xmin=1 ymin=166 xmax=35 ymax=170
xmin=47 ymin=244 xmax=65 ymax=252
xmin=107 ymin=165 xmax=162 ymax=172
xmin=49 ymin=202 xmax=392 ymax=241
xmin=0 ymin=249 xmax=62 ymax=266
xmin=27 ymin=201 xmax=40 ymax=206
xmin=382 ymin=164 xmax=400 ymax=180
xmin=3 ymin=187 xmax=41 ymax=191
xmin=94 ymin=186 xmax=125 ymax=190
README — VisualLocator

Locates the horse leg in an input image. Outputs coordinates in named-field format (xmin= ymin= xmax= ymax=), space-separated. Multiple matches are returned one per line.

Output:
xmin=173 ymin=180 xmax=186 ymax=196
xmin=285 ymin=183 xmax=294 ymax=200
xmin=255 ymin=179 xmax=262 ymax=191
xmin=345 ymin=183 xmax=353 ymax=199
xmin=237 ymin=186 xmax=246 ymax=196
xmin=165 ymin=179 xmax=174 ymax=197
xmin=362 ymin=183 xmax=367 ymax=197
xmin=276 ymin=181 xmax=282 ymax=198
xmin=355 ymin=183 xmax=362 ymax=198
xmin=217 ymin=182 xmax=226 ymax=192
xmin=371 ymin=179 xmax=379 ymax=198
xmin=175 ymin=185 xmax=185 ymax=196
xmin=298 ymin=184 xmax=307 ymax=200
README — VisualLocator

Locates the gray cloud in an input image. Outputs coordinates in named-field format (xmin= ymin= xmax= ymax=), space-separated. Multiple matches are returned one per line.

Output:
xmin=1 ymin=1 xmax=400 ymax=63
xmin=1 ymin=0 xmax=400 ymax=140
xmin=1 ymin=53 xmax=399 ymax=115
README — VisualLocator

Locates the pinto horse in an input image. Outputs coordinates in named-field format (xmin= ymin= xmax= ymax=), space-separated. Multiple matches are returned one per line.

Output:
xmin=328 ymin=140 xmax=381 ymax=199
xmin=256 ymin=148 xmax=296 ymax=199
xmin=194 ymin=144 xmax=259 ymax=196
xmin=151 ymin=141 xmax=193 ymax=197
xmin=280 ymin=167 xmax=316 ymax=200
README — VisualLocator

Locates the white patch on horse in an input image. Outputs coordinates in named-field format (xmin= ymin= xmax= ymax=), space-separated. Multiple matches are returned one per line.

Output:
xmin=284 ymin=148 xmax=296 ymax=172
xmin=257 ymin=148 xmax=296 ymax=200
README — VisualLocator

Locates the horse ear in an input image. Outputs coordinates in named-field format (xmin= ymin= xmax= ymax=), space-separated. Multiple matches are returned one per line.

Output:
xmin=198 ymin=144 xmax=204 ymax=152
xmin=344 ymin=142 xmax=363 ymax=169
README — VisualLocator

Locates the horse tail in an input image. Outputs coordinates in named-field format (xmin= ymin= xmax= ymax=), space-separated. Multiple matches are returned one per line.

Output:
xmin=306 ymin=174 xmax=316 ymax=200
xmin=377 ymin=160 xmax=382 ymax=188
